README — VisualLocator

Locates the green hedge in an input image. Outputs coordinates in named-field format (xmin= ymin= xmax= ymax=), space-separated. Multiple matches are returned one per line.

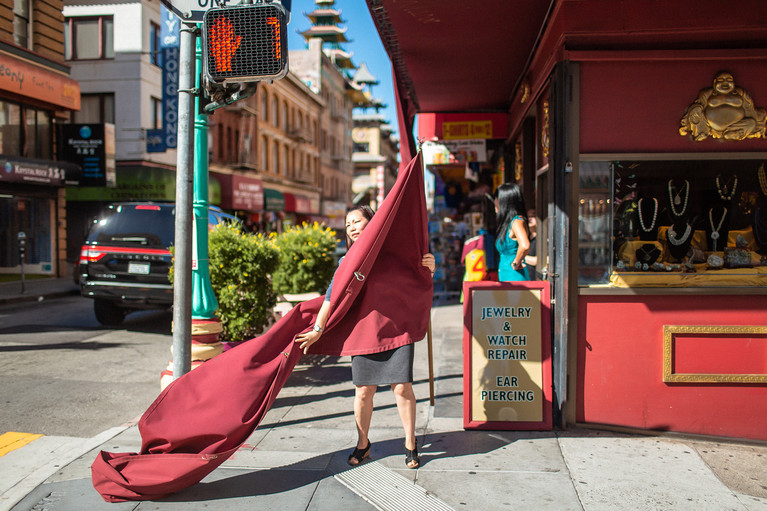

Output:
xmin=170 ymin=221 xmax=337 ymax=344
xmin=170 ymin=224 xmax=280 ymax=343
xmin=272 ymin=222 xmax=337 ymax=295
xmin=208 ymin=225 xmax=280 ymax=342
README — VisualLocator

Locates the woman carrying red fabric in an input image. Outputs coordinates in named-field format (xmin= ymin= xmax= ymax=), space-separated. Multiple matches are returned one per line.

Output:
xmin=296 ymin=205 xmax=436 ymax=469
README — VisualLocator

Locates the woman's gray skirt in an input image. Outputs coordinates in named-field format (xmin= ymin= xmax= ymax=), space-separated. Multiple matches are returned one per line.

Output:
xmin=351 ymin=343 xmax=414 ymax=386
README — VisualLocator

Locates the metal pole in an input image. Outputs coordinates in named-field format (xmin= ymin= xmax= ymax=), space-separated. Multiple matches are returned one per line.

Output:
xmin=18 ymin=232 xmax=26 ymax=295
xmin=551 ymin=61 xmax=572 ymax=428
xmin=171 ymin=23 xmax=196 ymax=380
xmin=427 ymin=318 xmax=435 ymax=406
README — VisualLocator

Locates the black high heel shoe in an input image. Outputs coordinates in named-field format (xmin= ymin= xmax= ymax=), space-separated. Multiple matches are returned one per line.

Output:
xmin=405 ymin=440 xmax=420 ymax=469
xmin=348 ymin=441 xmax=371 ymax=466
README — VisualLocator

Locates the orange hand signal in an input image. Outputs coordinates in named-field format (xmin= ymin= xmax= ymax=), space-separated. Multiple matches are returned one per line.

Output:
xmin=209 ymin=16 xmax=242 ymax=73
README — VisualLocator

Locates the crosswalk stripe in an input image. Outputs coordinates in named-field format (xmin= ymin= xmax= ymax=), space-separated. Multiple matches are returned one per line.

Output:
xmin=0 ymin=432 xmax=43 ymax=457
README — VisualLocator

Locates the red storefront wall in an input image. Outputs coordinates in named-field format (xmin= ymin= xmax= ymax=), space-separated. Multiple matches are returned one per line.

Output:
xmin=577 ymin=294 xmax=767 ymax=441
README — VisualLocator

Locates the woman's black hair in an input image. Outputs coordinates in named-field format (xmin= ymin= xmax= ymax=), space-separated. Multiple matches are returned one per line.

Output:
xmin=345 ymin=204 xmax=375 ymax=249
xmin=495 ymin=183 xmax=529 ymax=242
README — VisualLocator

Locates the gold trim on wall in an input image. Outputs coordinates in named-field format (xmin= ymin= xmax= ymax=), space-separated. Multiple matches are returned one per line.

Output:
xmin=662 ymin=325 xmax=767 ymax=383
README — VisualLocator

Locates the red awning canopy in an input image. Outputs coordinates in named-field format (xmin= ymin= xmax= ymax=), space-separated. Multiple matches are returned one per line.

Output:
xmin=366 ymin=0 xmax=553 ymax=115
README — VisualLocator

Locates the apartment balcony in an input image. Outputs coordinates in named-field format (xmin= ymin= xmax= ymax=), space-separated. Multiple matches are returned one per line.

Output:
xmin=287 ymin=128 xmax=312 ymax=143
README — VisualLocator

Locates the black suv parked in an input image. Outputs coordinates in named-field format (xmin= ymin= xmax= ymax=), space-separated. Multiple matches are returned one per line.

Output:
xmin=78 ymin=202 xmax=241 ymax=325
xmin=79 ymin=203 xmax=176 ymax=325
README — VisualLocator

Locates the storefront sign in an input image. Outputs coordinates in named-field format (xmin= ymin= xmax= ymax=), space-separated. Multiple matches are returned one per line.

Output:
xmin=443 ymin=120 xmax=493 ymax=140
xmin=0 ymin=157 xmax=80 ymax=186
xmin=59 ymin=124 xmax=116 ymax=187
xmin=423 ymin=139 xmax=487 ymax=165
xmin=0 ymin=53 xmax=80 ymax=110
xmin=323 ymin=200 xmax=347 ymax=228
xmin=217 ymin=173 xmax=263 ymax=211
xmin=67 ymin=166 xmax=216 ymax=203
xmin=264 ymin=188 xmax=284 ymax=211
xmin=418 ymin=113 xmax=508 ymax=141
xmin=295 ymin=194 xmax=312 ymax=213
xmin=463 ymin=281 xmax=552 ymax=430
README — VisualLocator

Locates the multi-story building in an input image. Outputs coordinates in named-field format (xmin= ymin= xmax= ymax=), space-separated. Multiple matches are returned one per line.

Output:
xmin=208 ymin=72 xmax=324 ymax=233
xmin=62 ymin=0 xmax=175 ymax=264
xmin=0 ymin=0 xmax=80 ymax=278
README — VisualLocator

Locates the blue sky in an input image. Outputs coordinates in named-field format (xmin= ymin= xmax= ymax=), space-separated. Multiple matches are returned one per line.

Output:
xmin=286 ymin=0 xmax=398 ymax=138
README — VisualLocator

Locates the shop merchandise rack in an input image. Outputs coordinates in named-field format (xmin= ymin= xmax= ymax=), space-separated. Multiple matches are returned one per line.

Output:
xmin=429 ymin=216 xmax=464 ymax=303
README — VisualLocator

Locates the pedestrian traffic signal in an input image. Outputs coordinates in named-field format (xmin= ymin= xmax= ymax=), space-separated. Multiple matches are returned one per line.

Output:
xmin=203 ymin=3 xmax=289 ymax=84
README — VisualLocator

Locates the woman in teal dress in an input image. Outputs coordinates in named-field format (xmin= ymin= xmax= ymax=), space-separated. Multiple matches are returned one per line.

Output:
xmin=494 ymin=183 xmax=531 ymax=281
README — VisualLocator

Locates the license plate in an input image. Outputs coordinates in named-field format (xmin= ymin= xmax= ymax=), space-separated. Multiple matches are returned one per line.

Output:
xmin=128 ymin=262 xmax=150 ymax=274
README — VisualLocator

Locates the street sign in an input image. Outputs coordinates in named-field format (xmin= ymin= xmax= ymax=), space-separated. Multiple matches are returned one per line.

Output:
xmin=202 ymin=3 xmax=288 ymax=84
xmin=160 ymin=0 xmax=291 ymax=24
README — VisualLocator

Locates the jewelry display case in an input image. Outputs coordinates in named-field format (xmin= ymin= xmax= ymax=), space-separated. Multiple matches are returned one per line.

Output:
xmin=578 ymin=159 xmax=767 ymax=287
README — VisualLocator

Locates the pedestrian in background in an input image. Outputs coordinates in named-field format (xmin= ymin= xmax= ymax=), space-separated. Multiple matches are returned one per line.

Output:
xmin=524 ymin=208 xmax=538 ymax=279
xmin=494 ymin=183 xmax=531 ymax=281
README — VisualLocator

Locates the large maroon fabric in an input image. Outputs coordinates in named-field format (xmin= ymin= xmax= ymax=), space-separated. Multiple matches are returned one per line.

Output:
xmin=91 ymin=151 xmax=431 ymax=502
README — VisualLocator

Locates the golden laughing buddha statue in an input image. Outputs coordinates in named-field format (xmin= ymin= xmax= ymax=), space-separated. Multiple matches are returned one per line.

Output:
xmin=680 ymin=72 xmax=766 ymax=141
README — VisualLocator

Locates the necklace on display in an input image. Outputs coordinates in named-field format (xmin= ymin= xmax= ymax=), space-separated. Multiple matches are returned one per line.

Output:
xmin=637 ymin=198 xmax=658 ymax=232
xmin=708 ymin=207 xmax=727 ymax=251
xmin=668 ymin=179 xmax=690 ymax=217
xmin=667 ymin=222 xmax=692 ymax=246
xmin=715 ymin=174 xmax=738 ymax=201
xmin=759 ymin=165 xmax=767 ymax=196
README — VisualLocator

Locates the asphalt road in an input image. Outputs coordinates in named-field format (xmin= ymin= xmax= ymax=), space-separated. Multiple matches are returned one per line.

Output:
xmin=0 ymin=296 xmax=172 ymax=438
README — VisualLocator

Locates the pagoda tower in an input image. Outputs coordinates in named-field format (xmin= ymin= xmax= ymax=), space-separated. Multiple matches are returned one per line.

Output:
xmin=299 ymin=0 xmax=355 ymax=76
xmin=352 ymin=62 xmax=385 ymax=112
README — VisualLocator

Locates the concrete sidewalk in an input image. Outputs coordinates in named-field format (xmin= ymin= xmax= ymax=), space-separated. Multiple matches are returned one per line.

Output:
xmin=1 ymin=283 xmax=767 ymax=510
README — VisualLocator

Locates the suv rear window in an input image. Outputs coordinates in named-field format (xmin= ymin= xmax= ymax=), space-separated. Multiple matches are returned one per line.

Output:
xmin=86 ymin=203 xmax=176 ymax=249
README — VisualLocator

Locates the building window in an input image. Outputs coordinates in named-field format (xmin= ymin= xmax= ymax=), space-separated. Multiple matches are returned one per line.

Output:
xmin=151 ymin=96 xmax=162 ymax=129
xmin=353 ymin=141 xmax=370 ymax=153
xmin=261 ymin=136 xmax=268 ymax=170
xmin=0 ymin=101 xmax=22 ymax=157
xmin=260 ymin=92 xmax=268 ymax=121
xmin=74 ymin=93 xmax=115 ymax=124
xmin=271 ymin=96 xmax=278 ymax=126
xmin=13 ymin=0 xmax=31 ymax=49
xmin=0 ymin=100 xmax=52 ymax=159
xmin=150 ymin=22 xmax=161 ymax=67
xmin=281 ymin=101 xmax=287 ymax=131
xmin=272 ymin=143 xmax=279 ymax=174
xmin=232 ymin=128 xmax=238 ymax=163
xmin=65 ymin=16 xmax=114 ymax=60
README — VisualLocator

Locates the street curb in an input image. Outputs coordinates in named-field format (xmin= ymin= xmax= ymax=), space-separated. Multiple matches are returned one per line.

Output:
xmin=0 ymin=425 xmax=130 ymax=511
xmin=0 ymin=290 xmax=79 ymax=307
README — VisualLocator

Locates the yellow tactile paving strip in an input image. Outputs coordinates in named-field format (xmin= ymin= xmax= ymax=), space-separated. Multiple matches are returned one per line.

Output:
xmin=0 ymin=432 xmax=43 ymax=457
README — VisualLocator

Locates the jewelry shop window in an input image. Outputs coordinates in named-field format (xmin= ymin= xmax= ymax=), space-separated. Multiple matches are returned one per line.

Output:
xmin=601 ymin=159 xmax=767 ymax=288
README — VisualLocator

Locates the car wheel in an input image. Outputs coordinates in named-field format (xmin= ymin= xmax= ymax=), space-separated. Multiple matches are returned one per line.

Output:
xmin=94 ymin=299 xmax=126 ymax=326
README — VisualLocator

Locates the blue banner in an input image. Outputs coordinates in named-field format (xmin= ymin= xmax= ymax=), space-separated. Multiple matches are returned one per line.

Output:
xmin=158 ymin=6 xmax=179 ymax=151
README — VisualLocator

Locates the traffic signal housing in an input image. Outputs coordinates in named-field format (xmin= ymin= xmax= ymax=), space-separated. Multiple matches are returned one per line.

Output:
xmin=203 ymin=3 xmax=289 ymax=84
